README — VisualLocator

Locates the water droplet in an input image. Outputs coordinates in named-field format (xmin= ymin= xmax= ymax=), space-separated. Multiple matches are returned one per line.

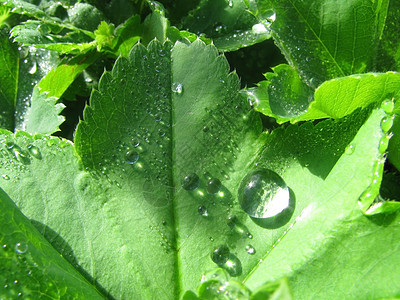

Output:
xmin=182 ymin=173 xmax=200 ymax=190
xmin=27 ymin=145 xmax=42 ymax=159
xmin=172 ymin=82 xmax=183 ymax=94
xmin=381 ymin=115 xmax=394 ymax=133
xmin=345 ymin=144 xmax=355 ymax=155
xmin=227 ymin=215 xmax=252 ymax=238
xmin=238 ymin=169 xmax=290 ymax=219
xmin=211 ymin=245 xmax=230 ymax=265
xmin=125 ymin=150 xmax=139 ymax=164
xmin=28 ymin=62 xmax=37 ymax=74
xmin=227 ymin=0 xmax=233 ymax=7
xmin=2 ymin=174 xmax=10 ymax=180
xmin=380 ymin=98 xmax=395 ymax=114
xmin=15 ymin=242 xmax=28 ymax=254
xmin=207 ymin=178 xmax=221 ymax=194
xmin=14 ymin=150 xmax=30 ymax=165
xmin=245 ymin=245 xmax=256 ymax=255
xmin=198 ymin=205 xmax=209 ymax=217
xmin=379 ymin=135 xmax=390 ymax=153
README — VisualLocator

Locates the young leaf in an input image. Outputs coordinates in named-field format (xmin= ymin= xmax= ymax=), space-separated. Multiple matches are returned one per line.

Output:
xmin=250 ymin=72 xmax=400 ymax=124
xmin=23 ymin=87 xmax=65 ymax=135
xmin=11 ymin=20 xmax=95 ymax=55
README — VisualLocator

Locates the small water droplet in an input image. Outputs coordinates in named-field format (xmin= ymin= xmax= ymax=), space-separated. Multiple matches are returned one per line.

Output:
xmin=172 ymin=82 xmax=183 ymax=94
xmin=345 ymin=144 xmax=355 ymax=155
xmin=27 ymin=145 xmax=42 ymax=159
xmin=207 ymin=178 xmax=221 ymax=194
xmin=238 ymin=169 xmax=290 ymax=219
xmin=380 ymin=98 xmax=395 ymax=114
xmin=14 ymin=150 xmax=30 ymax=165
xmin=2 ymin=174 xmax=10 ymax=180
xmin=125 ymin=150 xmax=139 ymax=164
xmin=182 ymin=173 xmax=200 ymax=190
xmin=379 ymin=135 xmax=390 ymax=153
xmin=227 ymin=0 xmax=233 ymax=7
xmin=15 ymin=242 xmax=28 ymax=254
xmin=198 ymin=205 xmax=209 ymax=217
xmin=211 ymin=245 xmax=230 ymax=265
xmin=28 ymin=62 xmax=37 ymax=74
xmin=245 ymin=245 xmax=256 ymax=255
xmin=381 ymin=115 xmax=394 ymax=133
xmin=227 ymin=215 xmax=252 ymax=238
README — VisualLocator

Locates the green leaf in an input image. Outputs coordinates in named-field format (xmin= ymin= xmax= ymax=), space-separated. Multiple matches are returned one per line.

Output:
xmin=0 ymin=27 xmax=18 ymax=131
xmin=11 ymin=20 xmax=95 ymax=55
xmin=251 ymin=278 xmax=292 ymax=300
xmin=182 ymin=0 xmax=270 ymax=51
xmin=38 ymin=51 xmax=101 ymax=99
xmin=246 ymin=64 xmax=313 ymax=122
xmin=2 ymin=40 xmax=399 ymax=299
xmin=250 ymin=72 xmax=400 ymax=124
xmin=255 ymin=0 xmax=389 ymax=87
xmin=0 ymin=186 xmax=104 ymax=298
xmin=23 ymin=87 xmax=65 ymax=135
xmin=243 ymin=107 xmax=400 ymax=299
xmin=376 ymin=0 xmax=400 ymax=71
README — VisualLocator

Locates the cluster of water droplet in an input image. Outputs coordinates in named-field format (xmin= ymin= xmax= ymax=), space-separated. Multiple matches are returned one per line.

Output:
xmin=15 ymin=46 xmax=59 ymax=131
xmin=358 ymin=98 xmax=396 ymax=213
xmin=0 ymin=137 xmax=43 ymax=182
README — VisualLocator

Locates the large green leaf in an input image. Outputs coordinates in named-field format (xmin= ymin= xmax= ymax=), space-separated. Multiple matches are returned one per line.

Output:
xmin=1 ymin=40 xmax=400 ymax=299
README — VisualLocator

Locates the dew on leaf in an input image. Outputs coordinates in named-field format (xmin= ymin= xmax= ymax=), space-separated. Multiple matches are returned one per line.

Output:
xmin=227 ymin=215 xmax=252 ymax=238
xmin=238 ymin=169 xmax=290 ymax=219
xmin=198 ymin=205 xmax=209 ymax=217
xmin=345 ymin=144 xmax=355 ymax=155
xmin=211 ymin=245 xmax=230 ymax=265
xmin=381 ymin=115 xmax=394 ymax=133
xmin=14 ymin=150 xmax=30 ymax=165
xmin=245 ymin=245 xmax=256 ymax=255
xmin=181 ymin=173 xmax=200 ymax=190
xmin=379 ymin=135 xmax=390 ymax=153
xmin=15 ymin=242 xmax=28 ymax=254
xmin=172 ymin=82 xmax=183 ymax=94
xmin=380 ymin=98 xmax=395 ymax=114
xmin=125 ymin=150 xmax=139 ymax=164
xmin=207 ymin=178 xmax=221 ymax=194
xmin=27 ymin=145 xmax=42 ymax=159
xmin=2 ymin=174 xmax=10 ymax=180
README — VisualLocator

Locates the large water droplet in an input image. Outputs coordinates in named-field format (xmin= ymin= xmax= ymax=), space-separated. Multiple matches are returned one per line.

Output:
xmin=15 ymin=242 xmax=28 ymax=254
xmin=125 ymin=150 xmax=139 ymax=164
xmin=211 ymin=245 xmax=230 ymax=265
xmin=238 ymin=169 xmax=290 ymax=219
xmin=207 ymin=178 xmax=221 ymax=194
xmin=172 ymin=82 xmax=183 ymax=94
xmin=182 ymin=173 xmax=200 ymax=190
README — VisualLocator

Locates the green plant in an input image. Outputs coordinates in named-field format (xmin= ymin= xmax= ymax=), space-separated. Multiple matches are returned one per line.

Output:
xmin=1 ymin=0 xmax=400 ymax=299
